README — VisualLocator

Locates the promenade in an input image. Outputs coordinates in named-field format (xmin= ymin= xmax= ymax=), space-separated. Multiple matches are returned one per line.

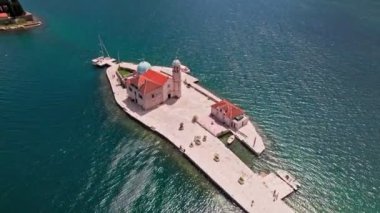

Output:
xmin=156 ymin=65 xmax=265 ymax=155
xmin=104 ymin=63 xmax=294 ymax=212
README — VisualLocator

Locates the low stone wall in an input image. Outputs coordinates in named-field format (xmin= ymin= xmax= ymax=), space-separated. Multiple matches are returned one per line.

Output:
xmin=185 ymin=81 xmax=220 ymax=103
xmin=115 ymin=71 xmax=126 ymax=87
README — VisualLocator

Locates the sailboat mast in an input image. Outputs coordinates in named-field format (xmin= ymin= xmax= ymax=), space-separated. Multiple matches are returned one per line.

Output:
xmin=98 ymin=35 xmax=104 ymax=56
xmin=98 ymin=35 xmax=111 ymax=57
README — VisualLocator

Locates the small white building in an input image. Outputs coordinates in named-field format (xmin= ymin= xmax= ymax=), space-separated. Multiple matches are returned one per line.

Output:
xmin=211 ymin=100 xmax=249 ymax=130
xmin=125 ymin=60 xmax=182 ymax=110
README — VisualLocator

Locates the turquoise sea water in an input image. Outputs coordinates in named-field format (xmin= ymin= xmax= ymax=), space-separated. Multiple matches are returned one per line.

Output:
xmin=1 ymin=0 xmax=379 ymax=212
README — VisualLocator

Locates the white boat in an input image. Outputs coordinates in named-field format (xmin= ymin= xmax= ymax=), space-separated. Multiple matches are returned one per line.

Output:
xmin=227 ymin=135 xmax=235 ymax=145
xmin=92 ymin=36 xmax=116 ymax=67
xmin=92 ymin=56 xmax=116 ymax=67
xmin=276 ymin=170 xmax=301 ymax=191
xmin=92 ymin=56 xmax=104 ymax=65
xmin=180 ymin=65 xmax=191 ymax=73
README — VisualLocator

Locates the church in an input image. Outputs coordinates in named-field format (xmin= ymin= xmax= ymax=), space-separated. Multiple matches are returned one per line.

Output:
xmin=125 ymin=59 xmax=182 ymax=110
xmin=0 ymin=0 xmax=37 ymax=27
xmin=0 ymin=0 xmax=25 ymax=18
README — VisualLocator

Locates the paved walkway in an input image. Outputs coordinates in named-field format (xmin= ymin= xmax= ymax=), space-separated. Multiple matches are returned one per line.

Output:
xmin=155 ymin=65 xmax=265 ymax=154
xmin=197 ymin=115 xmax=228 ymax=136
xmin=233 ymin=122 xmax=265 ymax=155
xmin=262 ymin=173 xmax=294 ymax=200
xmin=105 ymin=63 xmax=294 ymax=213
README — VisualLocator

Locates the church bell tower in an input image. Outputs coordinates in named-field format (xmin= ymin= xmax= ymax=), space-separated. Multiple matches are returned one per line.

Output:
xmin=172 ymin=59 xmax=182 ymax=98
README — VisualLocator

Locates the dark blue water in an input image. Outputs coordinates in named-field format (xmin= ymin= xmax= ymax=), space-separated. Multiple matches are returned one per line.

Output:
xmin=1 ymin=0 xmax=379 ymax=212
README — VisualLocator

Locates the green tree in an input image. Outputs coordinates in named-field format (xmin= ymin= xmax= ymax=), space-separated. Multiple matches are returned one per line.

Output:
xmin=10 ymin=0 xmax=25 ymax=17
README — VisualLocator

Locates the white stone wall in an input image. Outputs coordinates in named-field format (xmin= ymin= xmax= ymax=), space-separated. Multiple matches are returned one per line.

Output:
xmin=231 ymin=116 xmax=249 ymax=130
xmin=143 ymin=87 xmax=164 ymax=110
xmin=162 ymin=79 xmax=173 ymax=101
xmin=127 ymin=85 xmax=137 ymax=101
xmin=126 ymin=85 xmax=146 ymax=109
xmin=211 ymin=108 xmax=232 ymax=126
xmin=211 ymin=107 xmax=248 ymax=130
xmin=126 ymin=78 xmax=172 ymax=110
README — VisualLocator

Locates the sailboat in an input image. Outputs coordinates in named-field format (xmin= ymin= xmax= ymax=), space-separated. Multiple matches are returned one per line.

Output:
xmin=92 ymin=35 xmax=116 ymax=67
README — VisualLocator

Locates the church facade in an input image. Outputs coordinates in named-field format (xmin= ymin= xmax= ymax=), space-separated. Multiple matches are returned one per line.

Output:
xmin=125 ymin=59 xmax=182 ymax=110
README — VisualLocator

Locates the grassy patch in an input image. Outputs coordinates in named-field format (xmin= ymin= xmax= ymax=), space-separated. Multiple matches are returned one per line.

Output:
xmin=118 ymin=67 xmax=134 ymax=77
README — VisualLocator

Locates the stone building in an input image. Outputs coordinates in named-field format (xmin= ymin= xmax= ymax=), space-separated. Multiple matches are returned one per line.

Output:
xmin=125 ymin=59 xmax=182 ymax=110
xmin=211 ymin=99 xmax=249 ymax=130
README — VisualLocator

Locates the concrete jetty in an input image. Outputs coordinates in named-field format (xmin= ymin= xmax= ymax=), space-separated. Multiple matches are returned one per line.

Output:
xmin=97 ymin=60 xmax=297 ymax=212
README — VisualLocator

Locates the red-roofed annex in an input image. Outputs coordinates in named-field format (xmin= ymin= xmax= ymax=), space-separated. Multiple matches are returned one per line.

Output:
xmin=211 ymin=99 xmax=249 ymax=130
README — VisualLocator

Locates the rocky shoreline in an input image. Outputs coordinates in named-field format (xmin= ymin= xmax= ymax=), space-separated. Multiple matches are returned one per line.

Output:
xmin=0 ymin=18 xmax=41 ymax=31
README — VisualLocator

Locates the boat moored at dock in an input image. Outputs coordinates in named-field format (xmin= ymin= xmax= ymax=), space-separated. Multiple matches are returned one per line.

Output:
xmin=92 ymin=36 xmax=116 ymax=67
xmin=180 ymin=64 xmax=191 ymax=73
xmin=227 ymin=134 xmax=235 ymax=145
xmin=92 ymin=56 xmax=116 ymax=67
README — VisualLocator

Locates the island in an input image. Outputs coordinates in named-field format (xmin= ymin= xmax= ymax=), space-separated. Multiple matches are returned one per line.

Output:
xmin=92 ymin=53 xmax=301 ymax=212
xmin=0 ymin=0 xmax=41 ymax=31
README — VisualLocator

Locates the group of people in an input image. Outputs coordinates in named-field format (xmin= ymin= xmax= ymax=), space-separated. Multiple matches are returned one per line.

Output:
xmin=179 ymin=145 xmax=185 ymax=153
xmin=273 ymin=190 xmax=279 ymax=201
xmin=250 ymin=189 xmax=279 ymax=208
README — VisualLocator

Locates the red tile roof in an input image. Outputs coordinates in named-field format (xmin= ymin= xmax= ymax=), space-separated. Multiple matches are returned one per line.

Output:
xmin=127 ymin=70 xmax=169 ymax=95
xmin=211 ymin=99 xmax=245 ymax=119
xmin=143 ymin=70 xmax=169 ymax=86
xmin=0 ymin=13 xmax=9 ymax=19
